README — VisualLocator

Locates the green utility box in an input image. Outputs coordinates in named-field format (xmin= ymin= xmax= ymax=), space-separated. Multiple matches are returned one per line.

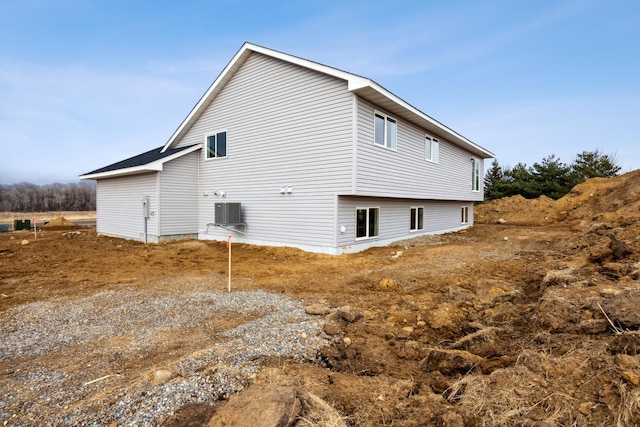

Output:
xmin=14 ymin=219 xmax=31 ymax=231
xmin=0 ymin=224 xmax=9 ymax=233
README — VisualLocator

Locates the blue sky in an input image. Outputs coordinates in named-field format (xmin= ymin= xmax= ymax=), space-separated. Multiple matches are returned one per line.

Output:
xmin=1 ymin=0 xmax=638 ymax=184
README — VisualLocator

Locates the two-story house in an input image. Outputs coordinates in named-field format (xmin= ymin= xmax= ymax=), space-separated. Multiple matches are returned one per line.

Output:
xmin=80 ymin=42 xmax=494 ymax=254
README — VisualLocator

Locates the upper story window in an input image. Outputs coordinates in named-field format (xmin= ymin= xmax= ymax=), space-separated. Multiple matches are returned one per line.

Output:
xmin=471 ymin=158 xmax=480 ymax=191
xmin=206 ymin=131 xmax=227 ymax=159
xmin=374 ymin=112 xmax=397 ymax=150
xmin=425 ymin=136 xmax=439 ymax=162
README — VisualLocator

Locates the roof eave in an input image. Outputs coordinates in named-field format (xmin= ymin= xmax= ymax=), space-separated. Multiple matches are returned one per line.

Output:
xmin=79 ymin=164 xmax=163 ymax=180
xmin=81 ymin=144 xmax=202 ymax=180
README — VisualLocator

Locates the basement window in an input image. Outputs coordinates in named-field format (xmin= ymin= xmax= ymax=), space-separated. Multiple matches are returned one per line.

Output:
xmin=356 ymin=207 xmax=379 ymax=239
xmin=461 ymin=206 xmax=469 ymax=224
xmin=410 ymin=207 xmax=424 ymax=231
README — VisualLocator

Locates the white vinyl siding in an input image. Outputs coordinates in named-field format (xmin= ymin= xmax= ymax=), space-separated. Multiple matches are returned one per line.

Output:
xmin=159 ymin=151 xmax=199 ymax=237
xmin=175 ymin=52 xmax=353 ymax=249
xmin=96 ymin=173 xmax=159 ymax=241
xmin=337 ymin=196 xmax=473 ymax=251
xmin=356 ymin=98 xmax=483 ymax=202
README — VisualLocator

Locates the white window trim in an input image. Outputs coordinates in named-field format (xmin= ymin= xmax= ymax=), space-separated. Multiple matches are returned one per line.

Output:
xmin=410 ymin=206 xmax=424 ymax=232
xmin=355 ymin=206 xmax=380 ymax=240
xmin=373 ymin=110 xmax=397 ymax=151
xmin=461 ymin=206 xmax=470 ymax=224
xmin=204 ymin=130 xmax=228 ymax=160
xmin=425 ymin=135 xmax=439 ymax=163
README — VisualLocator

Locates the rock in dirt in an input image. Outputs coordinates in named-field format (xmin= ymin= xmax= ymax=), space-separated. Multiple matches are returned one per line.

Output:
xmin=207 ymin=384 xmax=301 ymax=427
xmin=419 ymin=348 xmax=485 ymax=375
xmin=151 ymin=369 xmax=173 ymax=386
xmin=609 ymin=234 xmax=632 ymax=259
xmin=304 ymin=303 xmax=330 ymax=315
xmin=378 ymin=278 xmax=399 ymax=290
xmin=322 ymin=323 xmax=340 ymax=336
xmin=620 ymin=371 xmax=640 ymax=385
xmin=600 ymin=289 xmax=640 ymax=329
xmin=336 ymin=307 xmax=363 ymax=323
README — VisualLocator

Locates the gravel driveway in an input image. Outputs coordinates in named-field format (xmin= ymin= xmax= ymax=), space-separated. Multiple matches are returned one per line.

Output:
xmin=0 ymin=283 xmax=328 ymax=426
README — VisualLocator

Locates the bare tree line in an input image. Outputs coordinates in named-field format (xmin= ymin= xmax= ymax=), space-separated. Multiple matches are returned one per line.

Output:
xmin=0 ymin=182 xmax=96 ymax=212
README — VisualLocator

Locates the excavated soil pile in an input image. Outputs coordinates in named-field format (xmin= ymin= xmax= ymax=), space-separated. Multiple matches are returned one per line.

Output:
xmin=2 ymin=170 xmax=640 ymax=426
xmin=475 ymin=168 xmax=640 ymax=226
xmin=40 ymin=216 xmax=78 ymax=230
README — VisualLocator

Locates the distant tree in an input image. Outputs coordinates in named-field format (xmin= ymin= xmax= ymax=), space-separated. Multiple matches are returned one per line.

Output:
xmin=571 ymin=149 xmax=621 ymax=181
xmin=0 ymin=181 xmax=95 ymax=212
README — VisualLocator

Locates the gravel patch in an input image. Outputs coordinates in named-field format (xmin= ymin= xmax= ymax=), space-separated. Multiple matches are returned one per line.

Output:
xmin=0 ymin=286 xmax=328 ymax=426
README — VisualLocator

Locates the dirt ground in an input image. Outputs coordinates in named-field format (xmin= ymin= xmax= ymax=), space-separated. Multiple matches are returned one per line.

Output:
xmin=2 ymin=171 xmax=640 ymax=426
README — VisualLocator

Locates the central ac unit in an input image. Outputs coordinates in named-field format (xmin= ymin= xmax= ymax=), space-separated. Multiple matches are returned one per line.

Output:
xmin=214 ymin=202 xmax=242 ymax=225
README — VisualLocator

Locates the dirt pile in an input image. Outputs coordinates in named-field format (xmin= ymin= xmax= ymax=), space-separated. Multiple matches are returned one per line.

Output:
xmin=476 ymin=168 xmax=640 ymax=226
xmin=41 ymin=216 xmax=78 ymax=230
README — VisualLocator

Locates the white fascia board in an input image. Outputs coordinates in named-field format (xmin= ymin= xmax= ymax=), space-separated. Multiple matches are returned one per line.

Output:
xmin=79 ymin=164 xmax=163 ymax=180
xmin=80 ymin=144 xmax=201 ymax=180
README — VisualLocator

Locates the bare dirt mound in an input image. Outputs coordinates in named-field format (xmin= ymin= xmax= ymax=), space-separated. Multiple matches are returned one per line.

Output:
xmin=476 ymin=169 xmax=640 ymax=226
xmin=41 ymin=216 xmax=78 ymax=230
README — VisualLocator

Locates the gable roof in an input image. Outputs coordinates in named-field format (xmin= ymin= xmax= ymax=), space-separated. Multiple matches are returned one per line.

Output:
xmin=162 ymin=42 xmax=494 ymax=159
xmin=79 ymin=144 xmax=201 ymax=180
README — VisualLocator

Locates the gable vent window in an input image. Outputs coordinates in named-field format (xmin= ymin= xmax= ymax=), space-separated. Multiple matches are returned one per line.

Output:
xmin=374 ymin=112 xmax=397 ymax=150
xmin=206 ymin=131 xmax=227 ymax=159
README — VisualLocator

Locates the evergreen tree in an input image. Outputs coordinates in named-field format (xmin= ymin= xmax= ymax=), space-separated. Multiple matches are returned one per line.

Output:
xmin=484 ymin=159 xmax=507 ymax=200
xmin=572 ymin=149 xmax=621 ymax=181
xmin=531 ymin=155 xmax=574 ymax=199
